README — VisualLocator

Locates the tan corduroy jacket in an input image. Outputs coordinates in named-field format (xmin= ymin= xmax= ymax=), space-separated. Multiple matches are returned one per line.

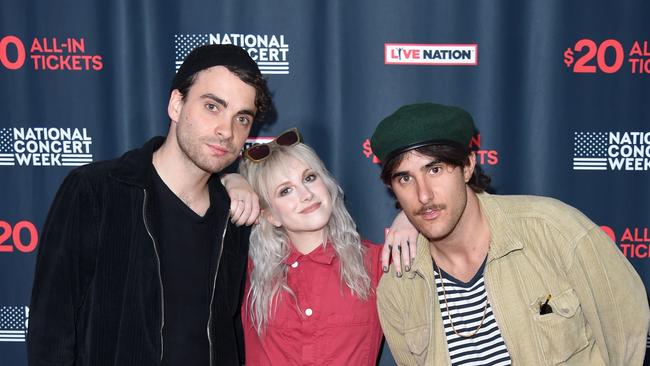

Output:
xmin=377 ymin=193 xmax=649 ymax=365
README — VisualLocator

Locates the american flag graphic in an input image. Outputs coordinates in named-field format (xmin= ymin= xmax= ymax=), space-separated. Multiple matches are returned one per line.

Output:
xmin=0 ymin=306 xmax=28 ymax=342
xmin=0 ymin=128 xmax=16 ymax=166
xmin=60 ymin=153 xmax=93 ymax=166
xmin=174 ymin=33 xmax=289 ymax=75
xmin=573 ymin=132 xmax=608 ymax=170
xmin=175 ymin=33 xmax=211 ymax=69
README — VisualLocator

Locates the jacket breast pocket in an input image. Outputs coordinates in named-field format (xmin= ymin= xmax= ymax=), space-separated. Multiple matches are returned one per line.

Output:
xmin=531 ymin=288 xmax=589 ymax=364
xmin=404 ymin=326 xmax=429 ymax=365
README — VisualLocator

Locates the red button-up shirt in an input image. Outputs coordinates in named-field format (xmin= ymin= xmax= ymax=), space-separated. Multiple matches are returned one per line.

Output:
xmin=242 ymin=240 xmax=383 ymax=366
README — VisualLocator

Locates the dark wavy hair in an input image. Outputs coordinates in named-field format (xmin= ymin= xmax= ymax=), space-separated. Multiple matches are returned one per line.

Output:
xmin=173 ymin=65 xmax=272 ymax=123
xmin=380 ymin=143 xmax=491 ymax=193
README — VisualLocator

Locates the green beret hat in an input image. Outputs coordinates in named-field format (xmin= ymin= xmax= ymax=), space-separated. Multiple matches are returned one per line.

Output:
xmin=370 ymin=102 xmax=476 ymax=165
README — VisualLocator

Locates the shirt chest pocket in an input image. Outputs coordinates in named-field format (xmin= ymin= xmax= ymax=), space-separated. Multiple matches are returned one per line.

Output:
xmin=327 ymin=311 xmax=373 ymax=326
xmin=404 ymin=326 xmax=429 ymax=365
xmin=530 ymin=288 xmax=590 ymax=364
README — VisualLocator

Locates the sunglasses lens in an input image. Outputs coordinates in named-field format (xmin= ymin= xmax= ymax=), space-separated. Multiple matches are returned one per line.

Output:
xmin=275 ymin=130 xmax=300 ymax=146
xmin=245 ymin=144 xmax=270 ymax=161
xmin=244 ymin=129 xmax=301 ymax=162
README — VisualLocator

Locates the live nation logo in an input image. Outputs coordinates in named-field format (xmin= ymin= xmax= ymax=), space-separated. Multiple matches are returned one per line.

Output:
xmin=362 ymin=134 xmax=498 ymax=165
xmin=573 ymin=131 xmax=650 ymax=171
xmin=384 ymin=43 xmax=478 ymax=66
xmin=600 ymin=225 xmax=650 ymax=259
xmin=0 ymin=127 xmax=93 ymax=167
xmin=174 ymin=33 xmax=289 ymax=75
xmin=0 ymin=35 xmax=103 ymax=71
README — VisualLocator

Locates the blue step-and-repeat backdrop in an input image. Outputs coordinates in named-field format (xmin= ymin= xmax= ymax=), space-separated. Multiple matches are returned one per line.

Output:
xmin=1 ymin=1 xmax=649 ymax=365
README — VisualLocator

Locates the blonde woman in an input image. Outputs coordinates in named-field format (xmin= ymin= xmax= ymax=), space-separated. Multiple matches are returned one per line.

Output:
xmin=236 ymin=128 xmax=387 ymax=365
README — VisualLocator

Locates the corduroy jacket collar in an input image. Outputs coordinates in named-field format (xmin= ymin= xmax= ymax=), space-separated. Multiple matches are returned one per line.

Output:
xmin=108 ymin=136 xmax=165 ymax=188
xmin=408 ymin=192 xmax=524 ymax=278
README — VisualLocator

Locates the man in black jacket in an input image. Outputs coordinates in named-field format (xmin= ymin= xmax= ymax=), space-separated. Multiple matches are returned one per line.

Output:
xmin=27 ymin=44 xmax=272 ymax=366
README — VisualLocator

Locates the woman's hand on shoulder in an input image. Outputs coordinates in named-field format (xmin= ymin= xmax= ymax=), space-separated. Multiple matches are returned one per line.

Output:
xmin=221 ymin=173 xmax=260 ymax=226
xmin=382 ymin=211 xmax=418 ymax=277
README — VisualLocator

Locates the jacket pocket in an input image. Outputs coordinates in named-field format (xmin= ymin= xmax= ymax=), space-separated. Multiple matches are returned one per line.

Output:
xmin=404 ymin=326 xmax=429 ymax=365
xmin=531 ymin=288 xmax=589 ymax=364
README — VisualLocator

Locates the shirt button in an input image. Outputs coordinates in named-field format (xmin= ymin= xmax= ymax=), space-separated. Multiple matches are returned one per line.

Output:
xmin=305 ymin=308 xmax=313 ymax=316
xmin=291 ymin=261 xmax=299 ymax=268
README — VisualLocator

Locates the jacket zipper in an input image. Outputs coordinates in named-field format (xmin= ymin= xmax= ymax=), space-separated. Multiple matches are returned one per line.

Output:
xmin=142 ymin=188 xmax=165 ymax=361
xmin=207 ymin=211 xmax=229 ymax=366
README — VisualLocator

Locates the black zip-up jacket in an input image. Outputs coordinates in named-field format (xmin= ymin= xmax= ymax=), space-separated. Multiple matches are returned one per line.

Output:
xmin=27 ymin=137 xmax=249 ymax=366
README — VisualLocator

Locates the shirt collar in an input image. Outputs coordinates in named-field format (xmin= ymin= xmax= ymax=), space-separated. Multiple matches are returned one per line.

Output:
xmin=476 ymin=192 xmax=524 ymax=261
xmin=409 ymin=234 xmax=434 ymax=279
xmin=408 ymin=192 xmax=523 ymax=277
xmin=284 ymin=241 xmax=337 ymax=265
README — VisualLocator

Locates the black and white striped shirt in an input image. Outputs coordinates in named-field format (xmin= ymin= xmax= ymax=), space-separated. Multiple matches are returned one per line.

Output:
xmin=434 ymin=261 xmax=512 ymax=366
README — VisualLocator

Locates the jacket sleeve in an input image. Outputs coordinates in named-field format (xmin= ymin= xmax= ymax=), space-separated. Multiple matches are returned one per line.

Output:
xmin=376 ymin=279 xmax=419 ymax=365
xmin=567 ymin=226 xmax=650 ymax=365
xmin=27 ymin=170 xmax=99 ymax=366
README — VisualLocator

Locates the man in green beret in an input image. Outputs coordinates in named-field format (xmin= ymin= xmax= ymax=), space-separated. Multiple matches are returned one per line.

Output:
xmin=371 ymin=102 xmax=649 ymax=365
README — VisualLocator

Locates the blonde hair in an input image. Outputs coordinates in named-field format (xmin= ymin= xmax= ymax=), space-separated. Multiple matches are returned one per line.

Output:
xmin=238 ymin=143 xmax=371 ymax=335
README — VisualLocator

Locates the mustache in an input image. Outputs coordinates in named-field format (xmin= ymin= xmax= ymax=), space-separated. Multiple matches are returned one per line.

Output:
xmin=416 ymin=204 xmax=445 ymax=215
